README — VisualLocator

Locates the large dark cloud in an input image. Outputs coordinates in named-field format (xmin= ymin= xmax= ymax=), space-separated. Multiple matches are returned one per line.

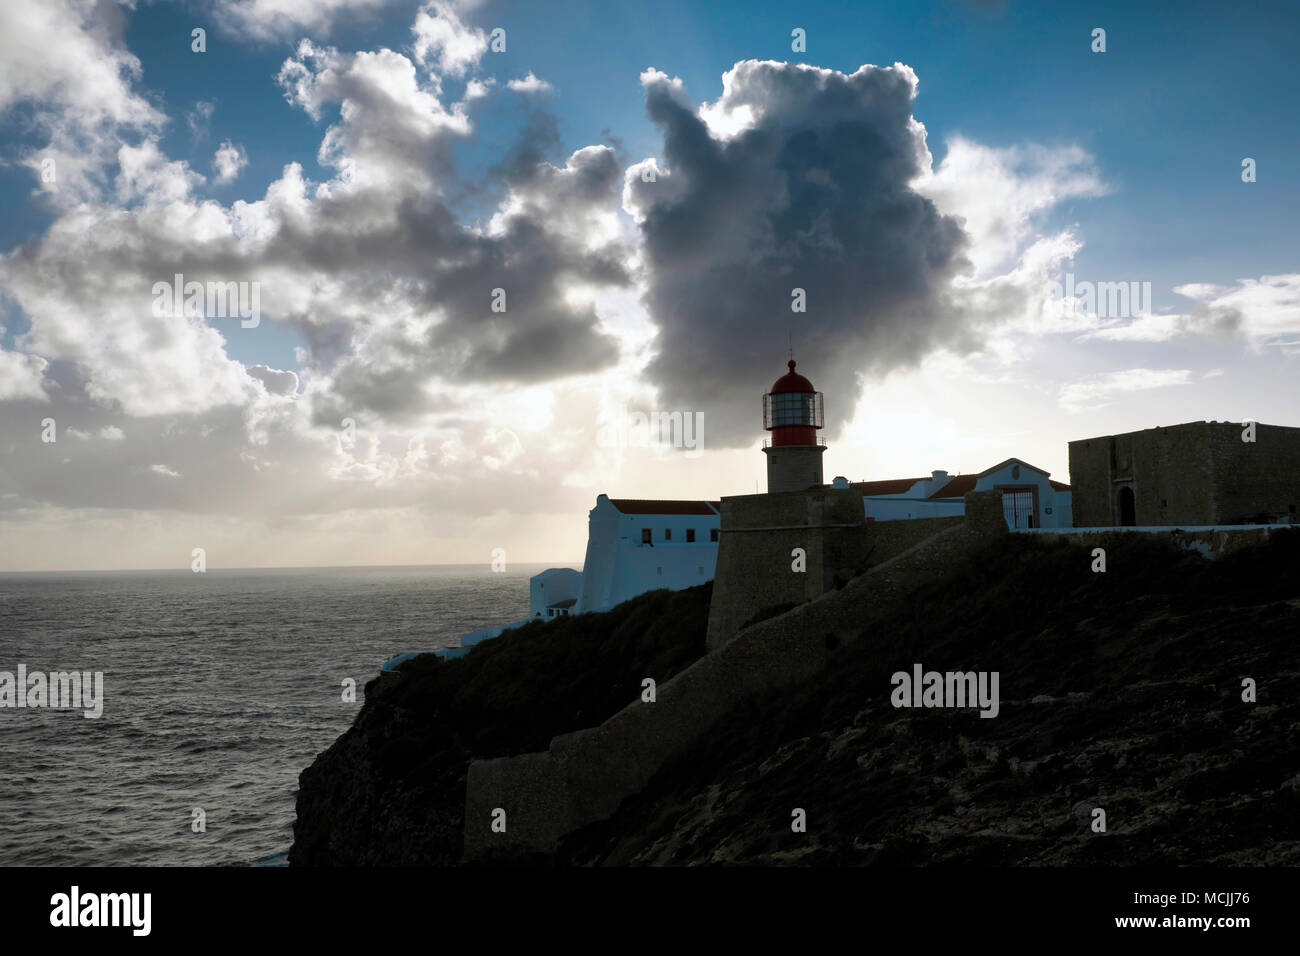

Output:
xmin=628 ymin=61 xmax=971 ymax=445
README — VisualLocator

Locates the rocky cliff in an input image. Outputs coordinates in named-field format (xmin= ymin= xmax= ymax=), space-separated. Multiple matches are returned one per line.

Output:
xmin=289 ymin=582 xmax=712 ymax=864
xmin=292 ymin=529 xmax=1300 ymax=866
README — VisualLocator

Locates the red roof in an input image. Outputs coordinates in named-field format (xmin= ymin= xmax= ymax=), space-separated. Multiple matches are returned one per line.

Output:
xmin=850 ymin=478 xmax=927 ymax=496
xmin=931 ymin=475 xmax=979 ymax=498
xmin=857 ymin=473 xmax=1072 ymax=499
xmin=606 ymin=498 xmax=719 ymax=515
xmin=770 ymin=359 xmax=815 ymax=394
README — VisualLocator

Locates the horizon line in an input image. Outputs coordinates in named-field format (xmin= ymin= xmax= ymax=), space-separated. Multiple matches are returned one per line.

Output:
xmin=0 ymin=560 xmax=586 ymax=576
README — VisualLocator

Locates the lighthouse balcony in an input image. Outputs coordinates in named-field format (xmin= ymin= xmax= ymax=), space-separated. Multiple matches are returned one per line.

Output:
xmin=762 ymin=437 xmax=827 ymax=449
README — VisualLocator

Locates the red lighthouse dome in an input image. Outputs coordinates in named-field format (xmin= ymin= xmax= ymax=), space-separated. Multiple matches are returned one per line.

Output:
xmin=762 ymin=359 xmax=824 ymax=447
xmin=770 ymin=359 xmax=814 ymax=395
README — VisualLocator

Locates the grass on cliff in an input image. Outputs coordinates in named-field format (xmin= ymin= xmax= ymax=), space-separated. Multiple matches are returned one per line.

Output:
xmin=555 ymin=528 xmax=1300 ymax=866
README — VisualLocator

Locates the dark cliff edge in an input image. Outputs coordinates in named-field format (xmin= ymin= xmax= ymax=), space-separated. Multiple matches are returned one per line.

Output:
xmin=293 ymin=530 xmax=1300 ymax=866
xmin=289 ymin=582 xmax=711 ymax=864
xmin=556 ymin=530 xmax=1300 ymax=865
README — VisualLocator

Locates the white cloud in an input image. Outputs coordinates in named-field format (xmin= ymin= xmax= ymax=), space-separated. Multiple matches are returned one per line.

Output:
xmin=214 ymin=0 xmax=395 ymax=42
xmin=506 ymin=72 xmax=551 ymax=94
xmin=915 ymin=136 xmax=1108 ymax=277
xmin=412 ymin=1 xmax=488 ymax=78
xmin=187 ymin=100 xmax=215 ymax=142
xmin=0 ymin=350 xmax=47 ymax=401
xmin=1058 ymin=368 xmax=1194 ymax=413
xmin=116 ymin=139 xmax=205 ymax=204
xmin=213 ymin=141 xmax=249 ymax=184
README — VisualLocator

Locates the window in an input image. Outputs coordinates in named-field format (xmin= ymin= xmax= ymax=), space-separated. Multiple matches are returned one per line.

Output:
xmin=641 ymin=528 xmax=651 ymax=544
xmin=664 ymin=528 xmax=672 ymax=541
xmin=657 ymin=566 xmax=662 ymax=576
xmin=686 ymin=528 xmax=696 ymax=542
xmin=710 ymin=528 xmax=719 ymax=542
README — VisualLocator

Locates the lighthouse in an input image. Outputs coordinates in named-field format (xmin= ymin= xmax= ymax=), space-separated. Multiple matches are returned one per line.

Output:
xmin=762 ymin=359 xmax=826 ymax=493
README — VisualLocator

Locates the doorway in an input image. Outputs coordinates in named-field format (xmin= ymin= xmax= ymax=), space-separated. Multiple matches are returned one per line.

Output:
xmin=1118 ymin=486 xmax=1136 ymax=526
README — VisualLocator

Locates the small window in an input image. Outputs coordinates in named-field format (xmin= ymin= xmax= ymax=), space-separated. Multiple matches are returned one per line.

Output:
xmin=686 ymin=528 xmax=696 ymax=542
xmin=665 ymin=528 xmax=672 ymax=541
xmin=710 ymin=528 xmax=719 ymax=542
xmin=1011 ymin=465 xmax=1020 ymax=479
xmin=1162 ymin=499 xmax=1168 ymax=508
xmin=1291 ymin=504 xmax=1296 ymax=514
xmin=641 ymin=528 xmax=651 ymax=544
xmin=657 ymin=566 xmax=662 ymax=576
xmin=698 ymin=566 xmax=704 ymax=575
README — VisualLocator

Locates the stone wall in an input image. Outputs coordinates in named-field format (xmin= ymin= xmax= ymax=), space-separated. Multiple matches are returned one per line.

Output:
xmin=1029 ymin=524 xmax=1279 ymax=559
xmin=704 ymin=487 xmax=871 ymax=652
xmin=863 ymin=515 xmax=964 ymax=568
xmin=1070 ymin=421 xmax=1300 ymax=527
xmin=460 ymin=491 xmax=1006 ymax=860
xmin=1207 ymin=423 xmax=1300 ymax=523
xmin=762 ymin=444 xmax=827 ymax=493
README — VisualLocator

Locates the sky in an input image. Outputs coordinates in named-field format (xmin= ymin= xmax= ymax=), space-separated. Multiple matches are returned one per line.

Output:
xmin=0 ymin=0 xmax=1297 ymax=571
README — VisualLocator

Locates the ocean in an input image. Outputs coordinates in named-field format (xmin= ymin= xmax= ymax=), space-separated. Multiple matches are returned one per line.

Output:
xmin=0 ymin=564 xmax=550 ymax=866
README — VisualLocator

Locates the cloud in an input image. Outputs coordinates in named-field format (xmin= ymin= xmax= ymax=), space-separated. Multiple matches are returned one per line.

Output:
xmin=507 ymin=72 xmax=552 ymax=95
xmin=1057 ymin=368 xmax=1193 ymax=413
xmin=0 ymin=350 xmax=47 ymax=401
xmin=187 ymin=100 xmax=215 ymax=142
xmin=412 ymin=1 xmax=488 ymax=78
xmin=914 ymin=136 xmax=1107 ymax=277
xmin=213 ymin=141 xmax=249 ymax=184
xmin=246 ymin=364 xmax=299 ymax=395
xmin=214 ymin=0 xmax=396 ymax=42
xmin=1076 ymin=275 xmax=1300 ymax=345
xmin=0 ymin=7 xmax=633 ymax=536
xmin=1 ymin=0 xmax=166 ymax=204
xmin=627 ymin=60 xmax=971 ymax=446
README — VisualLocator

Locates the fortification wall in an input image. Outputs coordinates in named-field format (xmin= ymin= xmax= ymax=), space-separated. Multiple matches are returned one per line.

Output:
xmin=1029 ymin=524 xmax=1278 ymax=558
xmin=1069 ymin=421 xmax=1300 ymax=527
xmin=1207 ymin=423 xmax=1300 ymax=523
xmin=1069 ymin=424 xmax=1215 ymax=526
xmin=704 ymin=488 xmax=871 ymax=651
xmin=865 ymin=515 xmax=964 ymax=566
xmin=461 ymin=491 xmax=1007 ymax=860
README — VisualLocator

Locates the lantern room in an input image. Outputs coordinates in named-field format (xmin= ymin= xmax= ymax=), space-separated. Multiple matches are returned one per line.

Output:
xmin=762 ymin=360 xmax=824 ymax=446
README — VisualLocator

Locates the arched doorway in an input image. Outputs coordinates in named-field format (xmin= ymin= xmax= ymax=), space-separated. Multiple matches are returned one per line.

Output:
xmin=1118 ymin=486 xmax=1136 ymax=526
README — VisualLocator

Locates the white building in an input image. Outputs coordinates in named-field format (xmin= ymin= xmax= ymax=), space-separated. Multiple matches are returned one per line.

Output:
xmin=531 ymin=567 xmax=581 ymax=621
xmin=574 ymin=495 xmax=720 ymax=614
xmin=844 ymin=457 xmax=1073 ymax=529
xmin=433 ymin=496 xmax=721 ymax=659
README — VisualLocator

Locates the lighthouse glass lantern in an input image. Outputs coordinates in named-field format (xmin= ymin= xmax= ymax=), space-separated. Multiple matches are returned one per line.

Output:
xmin=761 ymin=359 xmax=826 ymax=493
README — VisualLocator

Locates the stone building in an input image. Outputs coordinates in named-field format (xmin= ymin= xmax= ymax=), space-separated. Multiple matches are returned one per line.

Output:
xmin=1068 ymin=421 xmax=1300 ymax=527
